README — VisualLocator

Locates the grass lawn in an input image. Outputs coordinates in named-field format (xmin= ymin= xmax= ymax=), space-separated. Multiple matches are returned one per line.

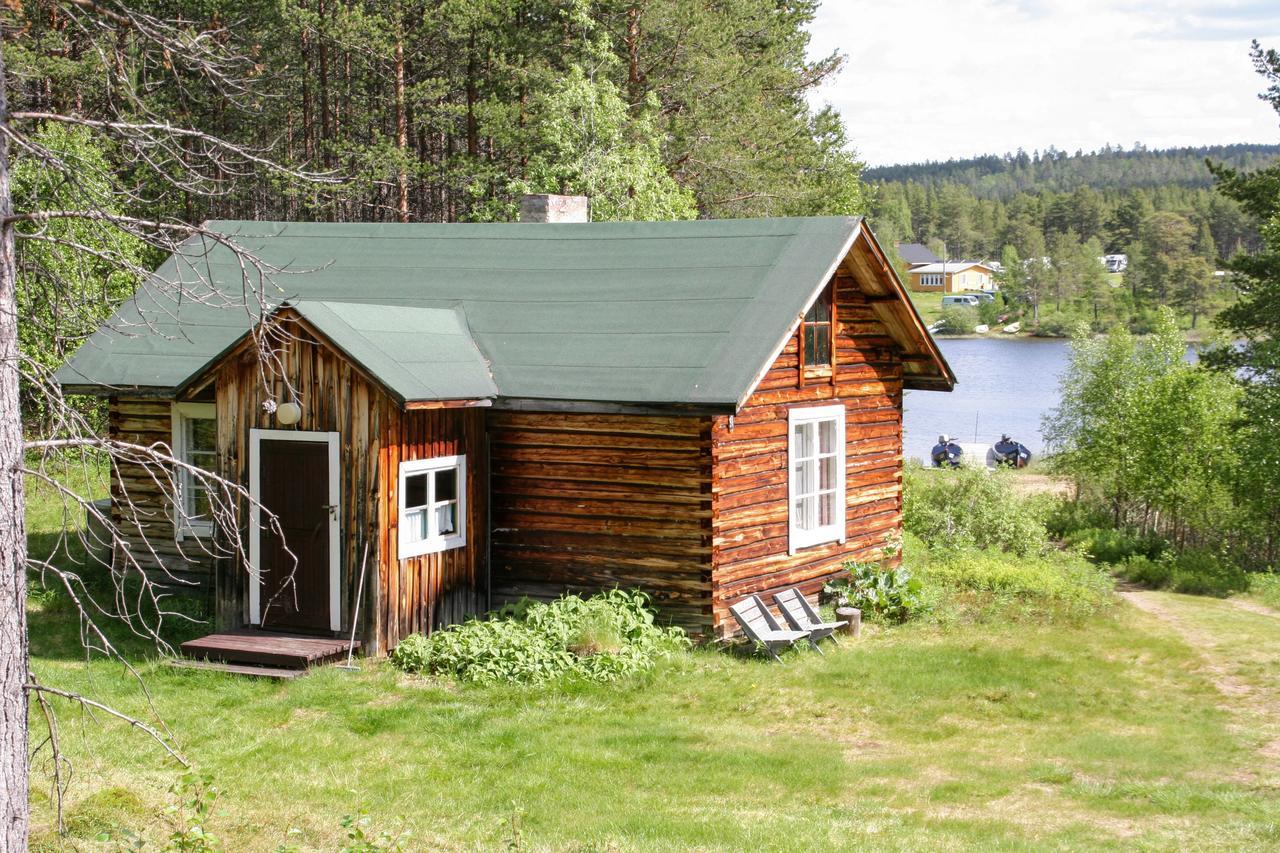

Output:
xmin=907 ymin=290 xmax=945 ymax=325
xmin=23 ymin=474 xmax=1280 ymax=850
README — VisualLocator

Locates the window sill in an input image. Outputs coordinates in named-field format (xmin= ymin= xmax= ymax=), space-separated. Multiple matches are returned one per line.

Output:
xmin=399 ymin=535 xmax=465 ymax=560
xmin=175 ymin=524 xmax=214 ymax=542
xmin=788 ymin=528 xmax=845 ymax=555
xmin=803 ymin=366 xmax=833 ymax=380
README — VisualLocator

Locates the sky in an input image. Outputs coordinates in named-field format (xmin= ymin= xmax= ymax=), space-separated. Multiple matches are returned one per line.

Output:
xmin=805 ymin=0 xmax=1280 ymax=166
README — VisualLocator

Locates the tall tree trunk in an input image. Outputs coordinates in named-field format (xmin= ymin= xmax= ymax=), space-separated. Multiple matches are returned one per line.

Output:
xmin=395 ymin=36 xmax=409 ymax=223
xmin=318 ymin=0 xmax=331 ymax=167
xmin=626 ymin=5 xmax=642 ymax=107
xmin=300 ymin=18 xmax=313 ymax=163
xmin=0 ymin=39 xmax=31 ymax=851
xmin=465 ymin=33 xmax=478 ymax=159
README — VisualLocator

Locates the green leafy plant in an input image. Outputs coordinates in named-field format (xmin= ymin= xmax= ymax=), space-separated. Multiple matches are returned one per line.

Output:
xmin=390 ymin=590 xmax=690 ymax=686
xmin=162 ymin=772 xmax=223 ymax=852
xmin=1115 ymin=550 xmax=1249 ymax=597
xmin=1063 ymin=526 xmax=1167 ymax=564
xmin=337 ymin=809 xmax=411 ymax=852
xmin=1043 ymin=499 xmax=1113 ymax=539
xmin=904 ymin=464 xmax=1050 ymax=557
xmin=1251 ymin=572 xmax=1280 ymax=609
xmin=824 ymin=560 xmax=926 ymax=622
xmin=923 ymin=550 xmax=1114 ymax=619
xmin=934 ymin=306 xmax=978 ymax=335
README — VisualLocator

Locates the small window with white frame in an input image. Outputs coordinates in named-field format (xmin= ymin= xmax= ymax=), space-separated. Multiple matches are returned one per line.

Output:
xmin=398 ymin=455 xmax=466 ymax=558
xmin=787 ymin=404 xmax=846 ymax=554
xmin=171 ymin=402 xmax=217 ymax=539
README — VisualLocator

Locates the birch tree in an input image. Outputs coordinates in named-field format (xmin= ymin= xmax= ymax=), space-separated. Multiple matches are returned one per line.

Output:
xmin=0 ymin=4 xmax=330 ymax=847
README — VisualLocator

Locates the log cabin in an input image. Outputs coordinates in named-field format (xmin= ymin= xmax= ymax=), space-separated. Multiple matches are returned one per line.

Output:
xmin=57 ymin=204 xmax=954 ymax=659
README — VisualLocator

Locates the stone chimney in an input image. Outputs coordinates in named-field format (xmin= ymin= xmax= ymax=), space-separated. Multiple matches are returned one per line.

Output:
xmin=519 ymin=194 xmax=589 ymax=223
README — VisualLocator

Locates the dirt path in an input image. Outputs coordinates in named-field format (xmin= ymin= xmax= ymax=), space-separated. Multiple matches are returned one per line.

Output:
xmin=1223 ymin=597 xmax=1280 ymax=619
xmin=1122 ymin=590 xmax=1280 ymax=776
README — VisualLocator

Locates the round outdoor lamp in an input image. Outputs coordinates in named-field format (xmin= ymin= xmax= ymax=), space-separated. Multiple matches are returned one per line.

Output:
xmin=276 ymin=401 xmax=302 ymax=426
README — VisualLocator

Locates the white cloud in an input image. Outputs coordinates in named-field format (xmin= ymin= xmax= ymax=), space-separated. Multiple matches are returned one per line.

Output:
xmin=806 ymin=0 xmax=1280 ymax=165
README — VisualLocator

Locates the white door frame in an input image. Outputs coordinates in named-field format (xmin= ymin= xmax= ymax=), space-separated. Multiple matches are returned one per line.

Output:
xmin=248 ymin=428 xmax=341 ymax=631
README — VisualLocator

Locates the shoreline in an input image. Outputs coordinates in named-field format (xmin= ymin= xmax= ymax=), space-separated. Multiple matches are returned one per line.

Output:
xmin=933 ymin=329 xmax=1214 ymax=343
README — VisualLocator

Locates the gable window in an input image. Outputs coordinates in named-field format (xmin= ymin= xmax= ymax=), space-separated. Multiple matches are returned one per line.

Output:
xmin=787 ymin=404 xmax=846 ymax=554
xmin=398 ymin=455 xmax=466 ymax=558
xmin=171 ymin=402 xmax=217 ymax=538
xmin=800 ymin=285 xmax=833 ymax=370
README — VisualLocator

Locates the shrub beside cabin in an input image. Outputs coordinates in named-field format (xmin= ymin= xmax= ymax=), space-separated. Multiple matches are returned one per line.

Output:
xmin=58 ymin=211 xmax=954 ymax=654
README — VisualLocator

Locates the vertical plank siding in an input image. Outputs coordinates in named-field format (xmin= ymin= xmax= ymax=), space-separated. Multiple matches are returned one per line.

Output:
xmin=487 ymin=412 xmax=714 ymax=634
xmin=710 ymin=271 xmax=905 ymax=636
xmin=107 ymin=397 xmax=216 ymax=590
xmin=211 ymin=314 xmax=485 ymax=655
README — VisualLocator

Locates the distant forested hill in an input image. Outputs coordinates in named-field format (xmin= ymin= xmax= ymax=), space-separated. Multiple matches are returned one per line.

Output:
xmin=866 ymin=144 xmax=1280 ymax=199
xmin=866 ymin=143 xmax=1279 ymax=336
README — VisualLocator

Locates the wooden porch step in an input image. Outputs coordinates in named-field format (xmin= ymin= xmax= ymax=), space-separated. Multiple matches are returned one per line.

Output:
xmin=167 ymin=659 xmax=305 ymax=680
xmin=179 ymin=629 xmax=359 ymax=669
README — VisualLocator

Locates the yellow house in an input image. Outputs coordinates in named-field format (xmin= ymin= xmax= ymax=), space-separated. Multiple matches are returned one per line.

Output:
xmin=907 ymin=261 xmax=997 ymax=294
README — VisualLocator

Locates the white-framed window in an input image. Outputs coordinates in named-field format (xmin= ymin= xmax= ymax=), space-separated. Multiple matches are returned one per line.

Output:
xmin=171 ymin=402 xmax=217 ymax=539
xmin=398 ymin=455 xmax=466 ymax=558
xmin=787 ymin=404 xmax=846 ymax=554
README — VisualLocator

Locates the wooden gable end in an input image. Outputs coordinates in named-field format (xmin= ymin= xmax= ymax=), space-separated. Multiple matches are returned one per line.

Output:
xmin=208 ymin=310 xmax=486 ymax=654
xmin=709 ymin=269 xmax=905 ymax=635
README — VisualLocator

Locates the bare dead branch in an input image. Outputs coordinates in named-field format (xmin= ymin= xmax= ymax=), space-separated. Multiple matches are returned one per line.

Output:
xmin=24 ymin=681 xmax=189 ymax=767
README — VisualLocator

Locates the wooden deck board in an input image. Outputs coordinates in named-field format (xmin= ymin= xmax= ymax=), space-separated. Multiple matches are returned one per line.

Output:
xmin=167 ymin=659 xmax=306 ymax=680
xmin=180 ymin=629 xmax=359 ymax=669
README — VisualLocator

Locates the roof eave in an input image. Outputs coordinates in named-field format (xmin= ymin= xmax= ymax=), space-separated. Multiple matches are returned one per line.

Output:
xmin=850 ymin=225 xmax=956 ymax=392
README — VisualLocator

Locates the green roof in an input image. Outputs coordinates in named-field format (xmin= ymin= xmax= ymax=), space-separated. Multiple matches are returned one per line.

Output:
xmin=57 ymin=216 xmax=946 ymax=407
xmin=289 ymin=301 xmax=497 ymax=403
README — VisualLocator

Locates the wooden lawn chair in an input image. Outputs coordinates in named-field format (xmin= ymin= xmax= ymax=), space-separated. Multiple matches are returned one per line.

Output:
xmin=772 ymin=588 xmax=846 ymax=653
xmin=729 ymin=595 xmax=810 ymax=662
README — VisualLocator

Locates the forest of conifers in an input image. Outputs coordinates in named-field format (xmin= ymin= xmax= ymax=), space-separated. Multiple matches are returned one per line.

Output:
xmin=10 ymin=0 xmax=865 ymax=226
xmin=867 ymin=145 xmax=1280 ymax=331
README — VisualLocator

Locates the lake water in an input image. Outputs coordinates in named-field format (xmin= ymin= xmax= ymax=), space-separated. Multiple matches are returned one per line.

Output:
xmin=903 ymin=337 xmax=1071 ymax=464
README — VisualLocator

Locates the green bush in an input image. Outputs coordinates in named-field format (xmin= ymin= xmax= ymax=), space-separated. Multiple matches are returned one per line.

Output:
xmin=977 ymin=299 xmax=1003 ymax=326
xmin=1128 ymin=307 xmax=1163 ymax=335
xmin=1043 ymin=499 xmax=1112 ymax=539
xmin=389 ymin=590 xmax=690 ymax=685
xmin=1250 ymin=572 xmax=1280 ymax=609
xmin=1167 ymin=551 xmax=1249 ymax=597
xmin=1115 ymin=554 xmax=1172 ymax=588
xmin=823 ymin=560 xmax=927 ymax=622
xmin=1031 ymin=316 xmax=1076 ymax=337
xmin=1063 ymin=526 xmax=1166 ymax=564
xmin=1115 ymin=550 xmax=1249 ymax=597
xmin=922 ymin=549 xmax=1114 ymax=619
xmin=904 ymin=464 xmax=1050 ymax=557
xmin=934 ymin=307 xmax=978 ymax=335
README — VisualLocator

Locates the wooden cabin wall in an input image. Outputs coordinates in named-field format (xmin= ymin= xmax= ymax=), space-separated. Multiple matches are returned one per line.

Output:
xmin=212 ymin=317 xmax=486 ymax=655
xmin=709 ymin=271 xmax=905 ymax=636
xmin=107 ymin=397 xmax=217 ymax=591
xmin=487 ymin=412 xmax=714 ymax=634
xmin=377 ymin=406 xmax=487 ymax=653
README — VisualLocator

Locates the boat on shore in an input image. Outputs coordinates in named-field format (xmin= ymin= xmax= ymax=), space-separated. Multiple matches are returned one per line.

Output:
xmin=930 ymin=433 xmax=1032 ymax=469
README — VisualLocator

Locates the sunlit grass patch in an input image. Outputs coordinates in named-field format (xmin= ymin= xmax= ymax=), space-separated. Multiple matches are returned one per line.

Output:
xmin=23 ymin=469 xmax=1280 ymax=849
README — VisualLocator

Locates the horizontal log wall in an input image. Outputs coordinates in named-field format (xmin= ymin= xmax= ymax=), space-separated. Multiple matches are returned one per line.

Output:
xmin=108 ymin=397 xmax=216 ymax=592
xmin=488 ymin=411 xmax=713 ymax=634
xmin=710 ymin=271 xmax=905 ymax=635
xmin=213 ymin=312 xmax=485 ymax=654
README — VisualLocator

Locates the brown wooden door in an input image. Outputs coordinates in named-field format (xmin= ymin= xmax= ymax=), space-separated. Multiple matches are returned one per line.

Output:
xmin=258 ymin=438 xmax=332 ymax=633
